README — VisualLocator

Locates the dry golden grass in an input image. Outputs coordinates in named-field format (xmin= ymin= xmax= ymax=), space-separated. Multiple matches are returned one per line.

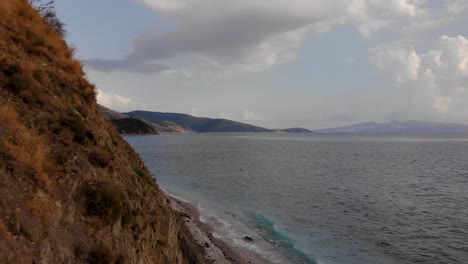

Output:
xmin=27 ymin=189 xmax=62 ymax=224
xmin=0 ymin=0 xmax=90 ymax=102
xmin=0 ymin=1 xmax=16 ymax=17
xmin=0 ymin=2 xmax=206 ymax=262
xmin=0 ymin=104 xmax=52 ymax=190
xmin=0 ymin=1 xmax=96 ymax=192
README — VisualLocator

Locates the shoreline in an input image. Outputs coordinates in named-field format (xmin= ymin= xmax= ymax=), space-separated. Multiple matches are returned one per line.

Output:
xmin=166 ymin=193 xmax=272 ymax=264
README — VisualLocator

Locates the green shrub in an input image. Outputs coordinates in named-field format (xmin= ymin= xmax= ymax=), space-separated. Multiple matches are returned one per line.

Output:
xmin=132 ymin=166 xmax=157 ymax=188
xmin=132 ymin=166 xmax=146 ymax=178
xmin=3 ymin=63 xmax=22 ymax=76
xmin=83 ymin=183 xmax=122 ymax=224
xmin=88 ymin=148 xmax=112 ymax=167
xmin=87 ymin=246 xmax=112 ymax=264
xmin=79 ymin=81 xmax=96 ymax=104
xmin=59 ymin=113 xmax=94 ymax=144
xmin=115 ymin=254 xmax=126 ymax=264
xmin=1 ymin=62 xmax=28 ymax=92
xmin=8 ymin=76 xmax=28 ymax=91
xmin=120 ymin=200 xmax=133 ymax=228
xmin=53 ymin=148 xmax=69 ymax=165
xmin=26 ymin=30 xmax=45 ymax=47
xmin=104 ymin=143 xmax=113 ymax=156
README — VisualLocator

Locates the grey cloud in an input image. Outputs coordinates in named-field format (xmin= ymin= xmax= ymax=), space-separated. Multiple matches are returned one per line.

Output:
xmin=85 ymin=0 xmax=439 ymax=75
xmin=82 ymin=58 xmax=169 ymax=74
xmin=131 ymin=9 xmax=312 ymax=62
xmin=132 ymin=0 xmax=428 ymax=65
xmin=88 ymin=1 xmax=348 ymax=74
xmin=82 ymin=8 xmax=313 ymax=74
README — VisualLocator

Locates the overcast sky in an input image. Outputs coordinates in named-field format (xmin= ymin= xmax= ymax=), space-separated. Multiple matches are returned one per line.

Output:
xmin=55 ymin=0 xmax=468 ymax=129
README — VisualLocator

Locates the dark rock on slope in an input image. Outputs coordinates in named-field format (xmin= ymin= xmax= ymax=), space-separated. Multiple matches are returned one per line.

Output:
xmin=110 ymin=118 xmax=158 ymax=135
xmin=0 ymin=1 xmax=205 ymax=263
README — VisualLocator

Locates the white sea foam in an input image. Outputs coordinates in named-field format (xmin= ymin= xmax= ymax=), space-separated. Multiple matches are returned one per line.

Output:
xmin=198 ymin=209 xmax=284 ymax=264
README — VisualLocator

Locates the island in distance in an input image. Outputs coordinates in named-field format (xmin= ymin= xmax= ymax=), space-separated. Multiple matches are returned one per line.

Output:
xmin=100 ymin=106 xmax=312 ymax=134
xmin=314 ymin=120 xmax=468 ymax=134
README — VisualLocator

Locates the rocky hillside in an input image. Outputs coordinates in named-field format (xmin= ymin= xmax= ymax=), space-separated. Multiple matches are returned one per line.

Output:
xmin=126 ymin=110 xmax=313 ymax=133
xmin=110 ymin=118 xmax=158 ymax=135
xmin=0 ymin=1 xmax=205 ymax=263
xmin=126 ymin=110 xmax=271 ymax=133
xmin=99 ymin=105 xmax=130 ymax=120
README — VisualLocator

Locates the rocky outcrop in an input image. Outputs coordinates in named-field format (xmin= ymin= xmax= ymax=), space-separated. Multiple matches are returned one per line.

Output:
xmin=0 ymin=1 xmax=205 ymax=263
xmin=110 ymin=118 xmax=159 ymax=135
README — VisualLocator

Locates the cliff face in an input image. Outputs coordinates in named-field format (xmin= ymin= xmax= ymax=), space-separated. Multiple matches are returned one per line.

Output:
xmin=0 ymin=1 xmax=205 ymax=263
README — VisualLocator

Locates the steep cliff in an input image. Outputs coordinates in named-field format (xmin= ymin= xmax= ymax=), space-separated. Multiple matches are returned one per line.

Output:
xmin=0 ymin=1 xmax=205 ymax=263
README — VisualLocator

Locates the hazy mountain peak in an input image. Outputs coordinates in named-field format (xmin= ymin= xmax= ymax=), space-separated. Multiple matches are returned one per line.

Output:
xmin=315 ymin=120 xmax=468 ymax=133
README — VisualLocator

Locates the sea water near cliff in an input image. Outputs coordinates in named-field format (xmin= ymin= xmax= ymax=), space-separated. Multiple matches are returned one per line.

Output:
xmin=125 ymin=133 xmax=468 ymax=264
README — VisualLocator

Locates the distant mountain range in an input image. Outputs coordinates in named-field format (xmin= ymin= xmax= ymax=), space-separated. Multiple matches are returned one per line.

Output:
xmin=314 ymin=120 xmax=468 ymax=133
xmin=100 ymin=106 xmax=311 ymax=134
xmin=126 ymin=110 xmax=274 ymax=133
xmin=101 ymin=106 xmax=468 ymax=134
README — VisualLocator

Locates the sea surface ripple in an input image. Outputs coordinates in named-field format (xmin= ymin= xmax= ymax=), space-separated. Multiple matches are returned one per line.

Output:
xmin=126 ymin=133 xmax=468 ymax=264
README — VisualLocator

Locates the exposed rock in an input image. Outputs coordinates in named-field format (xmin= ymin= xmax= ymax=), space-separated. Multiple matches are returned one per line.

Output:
xmin=243 ymin=236 xmax=253 ymax=242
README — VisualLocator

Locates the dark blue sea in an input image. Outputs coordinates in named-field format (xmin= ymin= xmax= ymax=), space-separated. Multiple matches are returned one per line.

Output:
xmin=125 ymin=133 xmax=468 ymax=264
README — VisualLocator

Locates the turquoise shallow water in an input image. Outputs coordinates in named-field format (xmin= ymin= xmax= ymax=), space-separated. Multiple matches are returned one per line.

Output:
xmin=125 ymin=133 xmax=468 ymax=264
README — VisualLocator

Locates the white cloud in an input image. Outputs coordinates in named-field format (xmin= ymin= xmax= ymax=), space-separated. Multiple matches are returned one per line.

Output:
xmin=140 ymin=0 xmax=186 ymax=11
xmin=348 ymin=0 xmax=423 ymax=37
xmin=190 ymin=108 xmax=199 ymax=116
xmin=218 ymin=113 xmax=232 ymax=119
xmin=96 ymin=89 xmax=133 ymax=109
xmin=443 ymin=35 xmax=468 ymax=75
xmin=370 ymin=45 xmax=421 ymax=82
xmin=433 ymin=96 xmax=451 ymax=113
xmin=243 ymin=111 xmax=264 ymax=122
xmin=370 ymin=35 xmax=468 ymax=113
